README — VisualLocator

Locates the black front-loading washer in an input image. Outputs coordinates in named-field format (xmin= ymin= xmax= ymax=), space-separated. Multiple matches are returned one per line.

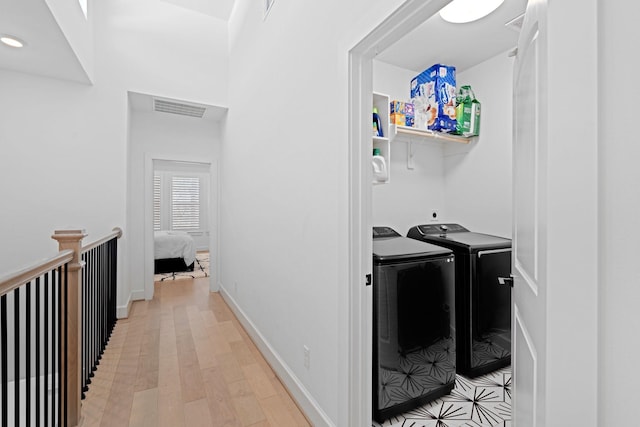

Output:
xmin=407 ymin=223 xmax=512 ymax=378
xmin=372 ymin=226 xmax=456 ymax=422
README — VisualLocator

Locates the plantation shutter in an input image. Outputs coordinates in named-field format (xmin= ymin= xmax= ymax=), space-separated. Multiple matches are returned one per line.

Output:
xmin=153 ymin=174 xmax=162 ymax=231
xmin=171 ymin=176 xmax=200 ymax=230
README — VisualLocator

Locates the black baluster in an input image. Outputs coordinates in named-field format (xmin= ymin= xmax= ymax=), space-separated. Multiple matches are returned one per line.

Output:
xmin=90 ymin=249 xmax=96 ymax=377
xmin=1 ymin=294 xmax=7 ymax=427
xmin=36 ymin=277 xmax=41 ymax=427
xmin=100 ymin=244 xmax=105 ymax=359
xmin=63 ymin=265 xmax=68 ymax=427
xmin=26 ymin=281 xmax=31 ymax=427
xmin=52 ymin=267 xmax=58 ymax=427
xmin=82 ymin=252 xmax=87 ymax=398
xmin=14 ymin=287 xmax=20 ymax=427
xmin=44 ymin=273 xmax=49 ymax=426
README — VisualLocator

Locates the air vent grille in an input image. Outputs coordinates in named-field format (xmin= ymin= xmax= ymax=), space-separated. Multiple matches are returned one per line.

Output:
xmin=154 ymin=99 xmax=206 ymax=118
xmin=505 ymin=13 xmax=525 ymax=32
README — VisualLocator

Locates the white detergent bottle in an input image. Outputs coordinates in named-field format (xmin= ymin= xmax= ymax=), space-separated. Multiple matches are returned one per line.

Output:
xmin=372 ymin=148 xmax=388 ymax=183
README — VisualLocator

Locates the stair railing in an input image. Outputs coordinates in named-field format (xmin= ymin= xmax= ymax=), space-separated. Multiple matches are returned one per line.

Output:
xmin=0 ymin=227 xmax=122 ymax=427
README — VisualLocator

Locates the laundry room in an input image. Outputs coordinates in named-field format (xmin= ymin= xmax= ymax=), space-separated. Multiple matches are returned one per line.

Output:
xmin=371 ymin=10 xmax=520 ymax=239
xmin=369 ymin=0 xmax=524 ymax=424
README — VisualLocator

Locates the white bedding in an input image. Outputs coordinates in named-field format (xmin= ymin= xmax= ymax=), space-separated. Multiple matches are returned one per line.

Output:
xmin=154 ymin=230 xmax=196 ymax=267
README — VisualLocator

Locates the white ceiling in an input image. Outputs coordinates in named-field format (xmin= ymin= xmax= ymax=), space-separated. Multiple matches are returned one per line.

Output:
xmin=0 ymin=0 xmax=235 ymax=84
xmin=376 ymin=0 xmax=527 ymax=73
xmin=161 ymin=0 xmax=235 ymax=21
xmin=0 ymin=0 xmax=91 ymax=83
xmin=0 ymin=0 xmax=525 ymax=90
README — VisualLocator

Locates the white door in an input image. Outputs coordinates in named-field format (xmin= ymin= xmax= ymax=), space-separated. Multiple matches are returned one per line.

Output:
xmin=511 ymin=0 xmax=547 ymax=425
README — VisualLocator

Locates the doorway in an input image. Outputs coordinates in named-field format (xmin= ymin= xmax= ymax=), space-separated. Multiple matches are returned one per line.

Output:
xmin=143 ymin=155 xmax=219 ymax=300
xmin=347 ymin=0 xmax=599 ymax=426
xmin=127 ymin=91 xmax=225 ymax=302
xmin=347 ymin=0 xmax=519 ymax=424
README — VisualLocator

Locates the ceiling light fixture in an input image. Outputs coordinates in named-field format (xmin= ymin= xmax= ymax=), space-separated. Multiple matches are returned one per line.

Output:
xmin=0 ymin=35 xmax=25 ymax=48
xmin=440 ymin=0 xmax=505 ymax=24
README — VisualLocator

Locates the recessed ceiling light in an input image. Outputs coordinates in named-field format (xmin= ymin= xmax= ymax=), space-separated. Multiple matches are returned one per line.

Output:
xmin=440 ymin=0 xmax=505 ymax=24
xmin=0 ymin=35 xmax=25 ymax=48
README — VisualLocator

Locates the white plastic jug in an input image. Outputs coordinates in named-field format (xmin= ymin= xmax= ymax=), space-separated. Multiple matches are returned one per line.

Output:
xmin=372 ymin=151 xmax=388 ymax=183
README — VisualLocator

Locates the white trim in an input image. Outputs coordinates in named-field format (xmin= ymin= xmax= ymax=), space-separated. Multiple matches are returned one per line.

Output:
xmin=117 ymin=294 xmax=133 ymax=319
xmin=131 ymin=289 xmax=145 ymax=301
xmin=514 ymin=304 xmax=538 ymax=427
xmin=144 ymin=153 xmax=220 ymax=299
xmin=219 ymin=285 xmax=334 ymax=427
xmin=346 ymin=0 xmax=452 ymax=424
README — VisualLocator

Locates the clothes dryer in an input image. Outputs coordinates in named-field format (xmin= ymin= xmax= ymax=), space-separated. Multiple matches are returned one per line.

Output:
xmin=372 ymin=226 xmax=456 ymax=422
xmin=407 ymin=223 xmax=512 ymax=377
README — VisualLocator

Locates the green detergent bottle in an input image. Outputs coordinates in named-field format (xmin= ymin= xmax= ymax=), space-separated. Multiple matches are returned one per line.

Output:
xmin=455 ymin=85 xmax=481 ymax=136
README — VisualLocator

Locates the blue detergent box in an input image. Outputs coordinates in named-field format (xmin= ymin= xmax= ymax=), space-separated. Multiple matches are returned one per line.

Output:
xmin=410 ymin=64 xmax=457 ymax=132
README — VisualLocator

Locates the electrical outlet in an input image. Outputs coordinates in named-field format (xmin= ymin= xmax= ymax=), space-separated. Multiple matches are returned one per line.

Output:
xmin=303 ymin=345 xmax=310 ymax=369
xmin=430 ymin=209 xmax=439 ymax=221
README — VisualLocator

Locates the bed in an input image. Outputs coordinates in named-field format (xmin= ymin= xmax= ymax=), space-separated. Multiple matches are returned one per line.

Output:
xmin=154 ymin=230 xmax=197 ymax=274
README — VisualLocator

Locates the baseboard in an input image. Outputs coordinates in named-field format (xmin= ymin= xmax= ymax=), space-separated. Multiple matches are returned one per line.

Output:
xmin=219 ymin=285 xmax=335 ymax=427
xmin=116 ymin=295 xmax=132 ymax=319
xmin=131 ymin=289 xmax=145 ymax=301
xmin=116 ymin=290 xmax=144 ymax=319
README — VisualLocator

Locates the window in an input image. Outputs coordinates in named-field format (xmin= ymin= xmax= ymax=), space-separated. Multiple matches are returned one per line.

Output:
xmin=153 ymin=166 xmax=208 ymax=232
xmin=170 ymin=176 xmax=200 ymax=230
xmin=153 ymin=174 xmax=162 ymax=231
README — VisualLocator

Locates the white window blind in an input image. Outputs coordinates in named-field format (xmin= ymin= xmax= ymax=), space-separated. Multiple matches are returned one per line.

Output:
xmin=153 ymin=175 xmax=162 ymax=231
xmin=171 ymin=176 xmax=200 ymax=230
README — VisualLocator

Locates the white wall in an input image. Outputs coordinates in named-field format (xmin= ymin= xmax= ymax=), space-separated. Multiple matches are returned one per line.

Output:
xmin=599 ymin=0 xmax=640 ymax=423
xmin=127 ymin=110 xmax=221 ymax=299
xmin=371 ymin=52 xmax=513 ymax=238
xmin=0 ymin=0 xmax=228 ymax=315
xmin=45 ymin=0 xmax=94 ymax=80
xmin=224 ymin=0 xmax=405 ymax=425
xmin=372 ymin=60 xmax=447 ymax=235
xmin=444 ymin=51 xmax=514 ymax=238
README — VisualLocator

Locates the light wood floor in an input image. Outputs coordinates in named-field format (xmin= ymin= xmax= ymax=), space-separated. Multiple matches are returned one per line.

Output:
xmin=81 ymin=277 xmax=311 ymax=427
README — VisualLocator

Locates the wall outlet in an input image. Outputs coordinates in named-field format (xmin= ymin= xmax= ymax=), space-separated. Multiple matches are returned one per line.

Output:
xmin=430 ymin=209 xmax=440 ymax=221
xmin=303 ymin=345 xmax=310 ymax=369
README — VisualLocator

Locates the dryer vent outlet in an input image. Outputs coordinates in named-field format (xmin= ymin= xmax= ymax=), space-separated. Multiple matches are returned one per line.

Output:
xmin=430 ymin=210 xmax=439 ymax=221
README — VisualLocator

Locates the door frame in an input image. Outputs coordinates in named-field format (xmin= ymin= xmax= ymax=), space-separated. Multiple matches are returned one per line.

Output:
xmin=348 ymin=0 xmax=599 ymax=424
xmin=144 ymin=153 xmax=220 ymax=300
xmin=347 ymin=1 xmax=451 ymax=424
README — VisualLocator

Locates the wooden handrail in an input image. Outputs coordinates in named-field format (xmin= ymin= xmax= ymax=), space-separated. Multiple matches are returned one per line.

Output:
xmin=82 ymin=227 xmax=123 ymax=253
xmin=0 ymin=249 xmax=74 ymax=297
xmin=0 ymin=227 xmax=122 ymax=427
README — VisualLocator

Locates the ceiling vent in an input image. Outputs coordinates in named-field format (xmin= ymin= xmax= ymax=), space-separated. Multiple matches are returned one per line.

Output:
xmin=153 ymin=98 xmax=206 ymax=118
xmin=505 ymin=13 xmax=525 ymax=32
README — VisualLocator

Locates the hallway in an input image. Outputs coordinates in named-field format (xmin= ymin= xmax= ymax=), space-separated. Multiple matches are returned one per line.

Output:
xmin=81 ymin=277 xmax=310 ymax=427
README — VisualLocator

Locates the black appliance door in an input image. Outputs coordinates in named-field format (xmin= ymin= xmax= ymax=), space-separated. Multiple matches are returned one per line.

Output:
xmin=373 ymin=256 xmax=455 ymax=413
xmin=472 ymin=249 xmax=512 ymax=369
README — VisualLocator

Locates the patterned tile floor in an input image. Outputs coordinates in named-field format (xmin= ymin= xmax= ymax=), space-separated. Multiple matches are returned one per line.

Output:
xmin=373 ymin=366 xmax=512 ymax=427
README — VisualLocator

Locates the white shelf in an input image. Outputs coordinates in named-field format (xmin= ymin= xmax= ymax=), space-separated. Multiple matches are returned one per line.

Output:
xmin=372 ymin=94 xmax=476 ymax=178
xmin=373 ymin=92 xmax=391 ymax=184
xmin=390 ymin=124 xmax=474 ymax=144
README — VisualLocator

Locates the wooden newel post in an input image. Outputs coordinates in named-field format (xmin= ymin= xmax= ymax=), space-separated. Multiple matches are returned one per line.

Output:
xmin=52 ymin=229 xmax=87 ymax=427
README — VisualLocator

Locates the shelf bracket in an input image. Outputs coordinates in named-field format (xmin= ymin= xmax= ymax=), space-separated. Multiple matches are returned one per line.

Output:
xmin=407 ymin=139 xmax=416 ymax=170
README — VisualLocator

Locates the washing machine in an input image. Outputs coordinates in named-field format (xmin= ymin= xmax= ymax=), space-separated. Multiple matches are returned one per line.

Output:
xmin=407 ymin=223 xmax=512 ymax=378
xmin=372 ymin=226 xmax=456 ymax=422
